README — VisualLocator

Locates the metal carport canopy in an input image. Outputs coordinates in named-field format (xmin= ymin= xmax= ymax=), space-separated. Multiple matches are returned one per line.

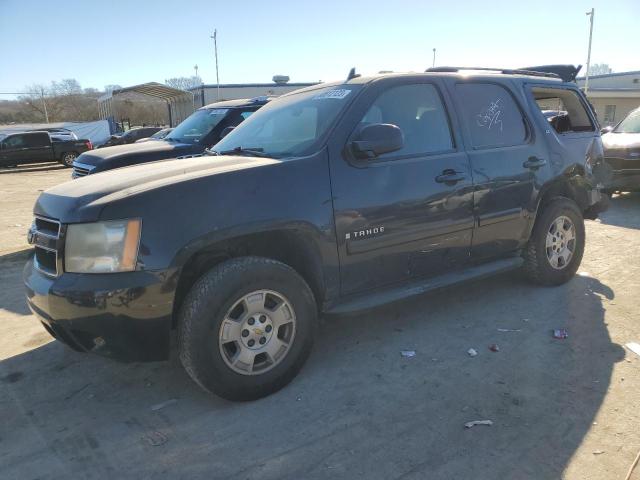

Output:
xmin=98 ymin=82 xmax=194 ymax=127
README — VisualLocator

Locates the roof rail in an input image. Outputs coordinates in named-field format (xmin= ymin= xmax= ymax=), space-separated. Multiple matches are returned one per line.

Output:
xmin=425 ymin=66 xmax=561 ymax=80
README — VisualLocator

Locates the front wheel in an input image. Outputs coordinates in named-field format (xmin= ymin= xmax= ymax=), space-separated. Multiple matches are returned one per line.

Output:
xmin=523 ymin=197 xmax=585 ymax=286
xmin=178 ymin=257 xmax=317 ymax=401
xmin=60 ymin=151 xmax=77 ymax=167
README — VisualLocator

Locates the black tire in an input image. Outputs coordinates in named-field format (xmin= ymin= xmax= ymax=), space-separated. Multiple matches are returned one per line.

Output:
xmin=523 ymin=197 xmax=585 ymax=286
xmin=60 ymin=151 xmax=77 ymax=167
xmin=178 ymin=256 xmax=317 ymax=401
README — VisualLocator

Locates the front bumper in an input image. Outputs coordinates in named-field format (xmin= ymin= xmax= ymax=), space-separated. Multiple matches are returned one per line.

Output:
xmin=23 ymin=258 xmax=178 ymax=362
xmin=605 ymin=171 xmax=640 ymax=192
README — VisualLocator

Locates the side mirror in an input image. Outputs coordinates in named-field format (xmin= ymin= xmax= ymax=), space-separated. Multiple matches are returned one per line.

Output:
xmin=600 ymin=125 xmax=614 ymax=134
xmin=350 ymin=123 xmax=404 ymax=160
xmin=220 ymin=126 xmax=235 ymax=139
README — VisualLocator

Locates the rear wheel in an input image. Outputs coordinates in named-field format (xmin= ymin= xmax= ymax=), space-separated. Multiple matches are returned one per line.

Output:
xmin=523 ymin=197 xmax=585 ymax=285
xmin=178 ymin=257 xmax=317 ymax=401
xmin=60 ymin=152 xmax=77 ymax=167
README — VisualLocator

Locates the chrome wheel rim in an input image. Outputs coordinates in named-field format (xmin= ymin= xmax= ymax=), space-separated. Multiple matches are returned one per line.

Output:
xmin=218 ymin=290 xmax=296 ymax=375
xmin=546 ymin=215 xmax=576 ymax=270
xmin=63 ymin=153 xmax=76 ymax=166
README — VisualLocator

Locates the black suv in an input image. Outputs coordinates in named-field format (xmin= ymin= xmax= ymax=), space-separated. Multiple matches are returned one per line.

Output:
xmin=72 ymin=97 xmax=270 ymax=178
xmin=25 ymin=66 xmax=608 ymax=401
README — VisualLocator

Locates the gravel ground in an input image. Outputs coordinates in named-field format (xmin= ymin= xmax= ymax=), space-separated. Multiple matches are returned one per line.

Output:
xmin=1 ymin=164 xmax=639 ymax=479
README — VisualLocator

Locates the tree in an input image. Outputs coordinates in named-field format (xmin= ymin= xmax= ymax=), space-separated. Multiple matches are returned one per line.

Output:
xmin=165 ymin=76 xmax=203 ymax=91
xmin=589 ymin=64 xmax=612 ymax=76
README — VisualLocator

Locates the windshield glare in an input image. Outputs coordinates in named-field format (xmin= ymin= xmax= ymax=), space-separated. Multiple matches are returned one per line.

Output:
xmin=615 ymin=109 xmax=640 ymax=134
xmin=213 ymin=85 xmax=361 ymax=158
xmin=167 ymin=108 xmax=230 ymax=144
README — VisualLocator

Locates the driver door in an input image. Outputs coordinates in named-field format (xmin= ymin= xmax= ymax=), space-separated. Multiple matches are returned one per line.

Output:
xmin=328 ymin=79 xmax=474 ymax=295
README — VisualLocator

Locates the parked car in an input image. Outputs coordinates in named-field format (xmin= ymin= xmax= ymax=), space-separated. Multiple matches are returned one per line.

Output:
xmin=135 ymin=127 xmax=173 ymax=143
xmin=98 ymin=127 xmax=163 ymax=148
xmin=601 ymin=106 xmax=640 ymax=193
xmin=71 ymin=97 xmax=270 ymax=177
xmin=0 ymin=131 xmax=92 ymax=167
xmin=25 ymin=66 xmax=609 ymax=401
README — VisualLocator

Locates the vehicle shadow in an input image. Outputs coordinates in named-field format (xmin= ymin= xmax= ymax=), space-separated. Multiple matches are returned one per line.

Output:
xmin=0 ymin=162 xmax=67 ymax=175
xmin=0 ymin=272 xmax=625 ymax=479
xmin=0 ymin=250 xmax=32 ymax=316
xmin=597 ymin=192 xmax=640 ymax=230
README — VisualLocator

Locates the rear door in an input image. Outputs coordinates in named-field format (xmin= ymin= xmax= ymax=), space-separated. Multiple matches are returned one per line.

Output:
xmin=449 ymin=80 xmax=546 ymax=260
xmin=329 ymin=78 xmax=474 ymax=295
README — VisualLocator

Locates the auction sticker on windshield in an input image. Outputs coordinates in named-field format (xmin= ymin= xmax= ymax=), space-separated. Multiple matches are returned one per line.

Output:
xmin=314 ymin=89 xmax=352 ymax=100
xmin=208 ymin=109 xmax=229 ymax=115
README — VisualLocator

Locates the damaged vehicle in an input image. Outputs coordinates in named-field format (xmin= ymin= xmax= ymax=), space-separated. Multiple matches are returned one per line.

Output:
xmin=25 ymin=66 xmax=608 ymax=401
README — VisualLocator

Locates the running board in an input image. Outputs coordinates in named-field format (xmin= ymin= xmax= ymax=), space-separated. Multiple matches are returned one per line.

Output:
xmin=325 ymin=257 xmax=523 ymax=315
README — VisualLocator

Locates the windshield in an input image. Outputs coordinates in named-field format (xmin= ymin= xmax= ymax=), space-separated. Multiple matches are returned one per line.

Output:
xmin=166 ymin=108 xmax=230 ymax=144
xmin=614 ymin=108 xmax=640 ymax=134
xmin=213 ymin=85 xmax=361 ymax=158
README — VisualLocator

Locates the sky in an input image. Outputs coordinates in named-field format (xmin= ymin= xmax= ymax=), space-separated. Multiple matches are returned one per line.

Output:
xmin=1 ymin=0 xmax=638 ymax=96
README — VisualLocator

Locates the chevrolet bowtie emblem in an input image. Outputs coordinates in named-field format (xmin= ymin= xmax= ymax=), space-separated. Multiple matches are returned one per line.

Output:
xmin=253 ymin=328 xmax=264 ymax=335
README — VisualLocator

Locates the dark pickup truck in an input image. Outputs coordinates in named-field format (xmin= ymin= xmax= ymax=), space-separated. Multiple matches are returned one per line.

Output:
xmin=0 ymin=131 xmax=92 ymax=167
xmin=25 ymin=66 xmax=609 ymax=401
xmin=71 ymin=97 xmax=269 ymax=178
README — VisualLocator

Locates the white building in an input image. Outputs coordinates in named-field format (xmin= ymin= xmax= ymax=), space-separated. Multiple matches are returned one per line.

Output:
xmin=190 ymin=77 xmax=319 ymax=107
xmin=576 ymin=71 xmax=640 ymax=126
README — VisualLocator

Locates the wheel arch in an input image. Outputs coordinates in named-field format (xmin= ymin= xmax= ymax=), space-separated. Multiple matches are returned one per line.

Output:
xmin=171 ymin=227 xmax=327 ymax=326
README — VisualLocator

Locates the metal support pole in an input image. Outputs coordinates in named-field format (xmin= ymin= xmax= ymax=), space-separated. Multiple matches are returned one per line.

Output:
xmin=585 ymin=8 xmax=594 ymax=94
xmin=211 ymin=29 xmax=220 ymax=101
xmin=40 ymin=87 xmax=49 ymax=123
xmin=432 ymin=48 xmax=436 ymax=68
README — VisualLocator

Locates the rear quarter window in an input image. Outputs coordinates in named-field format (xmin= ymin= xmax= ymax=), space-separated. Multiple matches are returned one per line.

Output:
xmin=531 ymin=87 xmax=595 ymax=134
xmin=455 ymin=83 xmax=527 ymax=149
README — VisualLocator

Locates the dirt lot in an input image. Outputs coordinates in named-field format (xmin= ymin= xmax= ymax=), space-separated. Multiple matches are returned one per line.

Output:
xmin=1 ymin=164 xmax=639 ymax=479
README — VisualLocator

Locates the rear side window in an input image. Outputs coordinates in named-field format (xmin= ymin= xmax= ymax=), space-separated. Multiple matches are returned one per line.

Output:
xmin=455 ymin=83 xmax=527 ymax=149
xmin=531 ymin=87 xmax=595 ymax=134
xmin=4 ymin=135 xmax=26 ymax=148
xmin=356 ymin=83 xmax=453 ymax=159
xmin=25 ymin=132 xmax=49 ymax=147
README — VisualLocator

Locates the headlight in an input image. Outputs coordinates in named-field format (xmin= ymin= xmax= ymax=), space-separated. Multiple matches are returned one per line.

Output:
xmin=65 ymin=219 xmax=141 ymax=273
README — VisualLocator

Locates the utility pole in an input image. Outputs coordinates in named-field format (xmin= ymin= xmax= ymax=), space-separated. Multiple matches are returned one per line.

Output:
xmin=194 ymin=64 xmax=199 ymax=79
xmin=40 ymin=87 xmax=49 ymax=123
xmin=210 ymin=29 xmax=220 ymax=100
xmin=585 ymin=8 xmax=594 ymax=94
xmin=432 ymin=48 xmax=436 ymax=68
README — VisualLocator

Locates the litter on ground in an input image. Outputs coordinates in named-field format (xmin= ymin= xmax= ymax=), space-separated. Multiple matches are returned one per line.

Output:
xmin=464 ymin=420 xmax=493 ymax=429
xmin=400 ymin=350 xmax=416 ymax=358
xmin=625 ymin=342 xmax=640 ymax=357
xmin=553 ymin=329 xmax=569 ymax=339
xmin=467 ymin=348 xmax=478 ymax=357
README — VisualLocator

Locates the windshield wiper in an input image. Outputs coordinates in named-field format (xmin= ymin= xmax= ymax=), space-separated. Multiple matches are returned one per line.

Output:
xmin=211 ymin=146 xmax=271 ymax=158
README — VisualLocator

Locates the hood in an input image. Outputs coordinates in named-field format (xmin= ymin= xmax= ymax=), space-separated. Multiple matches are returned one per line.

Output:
xmin=76 ymin=140 xmax=195 ymax=170
xmin=34 ymin=155 xmax=280 ymax=222
xmin=602 ymin=132 xmax=640 ymax=150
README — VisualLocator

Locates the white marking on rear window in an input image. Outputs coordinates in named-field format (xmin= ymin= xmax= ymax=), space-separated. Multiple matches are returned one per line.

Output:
xmin=476 ymin=98 xmax=504 ymax=131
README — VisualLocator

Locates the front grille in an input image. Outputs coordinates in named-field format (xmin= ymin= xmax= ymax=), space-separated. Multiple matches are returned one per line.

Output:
xmin=29 ymin=216 xmax=61 ymax=277
xmin=72 ymin=165 xmax=91 ymax=178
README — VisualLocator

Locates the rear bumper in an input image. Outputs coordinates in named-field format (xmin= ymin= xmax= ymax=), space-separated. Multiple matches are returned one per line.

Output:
xmin=23 ymin=258 xmax=178 ymax=362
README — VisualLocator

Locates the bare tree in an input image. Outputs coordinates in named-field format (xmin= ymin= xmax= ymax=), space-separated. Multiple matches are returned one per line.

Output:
xmin=165 ymin=76 xmax=203 ymax=91
xmin=19 ymin=84 xmax=64 ymax=122
xmin=589 ymin=64 xmax=613 ymax=76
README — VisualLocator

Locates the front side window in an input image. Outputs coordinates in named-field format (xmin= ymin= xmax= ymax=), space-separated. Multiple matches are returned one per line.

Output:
xmin=4 ymin=135 xmax=25 ymax=148
xmin=167 ymin=108 xmax=231 ymax=144
xmin=355 ymin=83 xmax=453 ymax=159
xmin=614 ymin=108 xmax=640 ymax=134
xmin=603 ymin=105 xmax=616 ymax=124
xmin=214 ymin=85 xmax=361 ymax=158
xmin=456 ymin=83 xmax=527 ymax=148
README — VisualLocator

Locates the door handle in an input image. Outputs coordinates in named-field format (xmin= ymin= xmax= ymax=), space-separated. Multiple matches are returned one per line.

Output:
xmin=523 ymin=156 xmax=547 ymax=170
xmin=435 ymin=169 xmax=466 ymax=184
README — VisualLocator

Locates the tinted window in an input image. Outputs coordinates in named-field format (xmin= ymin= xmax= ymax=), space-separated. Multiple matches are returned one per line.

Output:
xmin=456 ymin=83 xmax=527 ymax=148
xmin=167 ymin=108 xmax=231 ymax=144
xmin=4 ymin=134 xmax=26 ymax=148
xmin=357 ymin=84 xmax=453 ymax=159
xmin=25 ymin=132 xmax=49 ymax=147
